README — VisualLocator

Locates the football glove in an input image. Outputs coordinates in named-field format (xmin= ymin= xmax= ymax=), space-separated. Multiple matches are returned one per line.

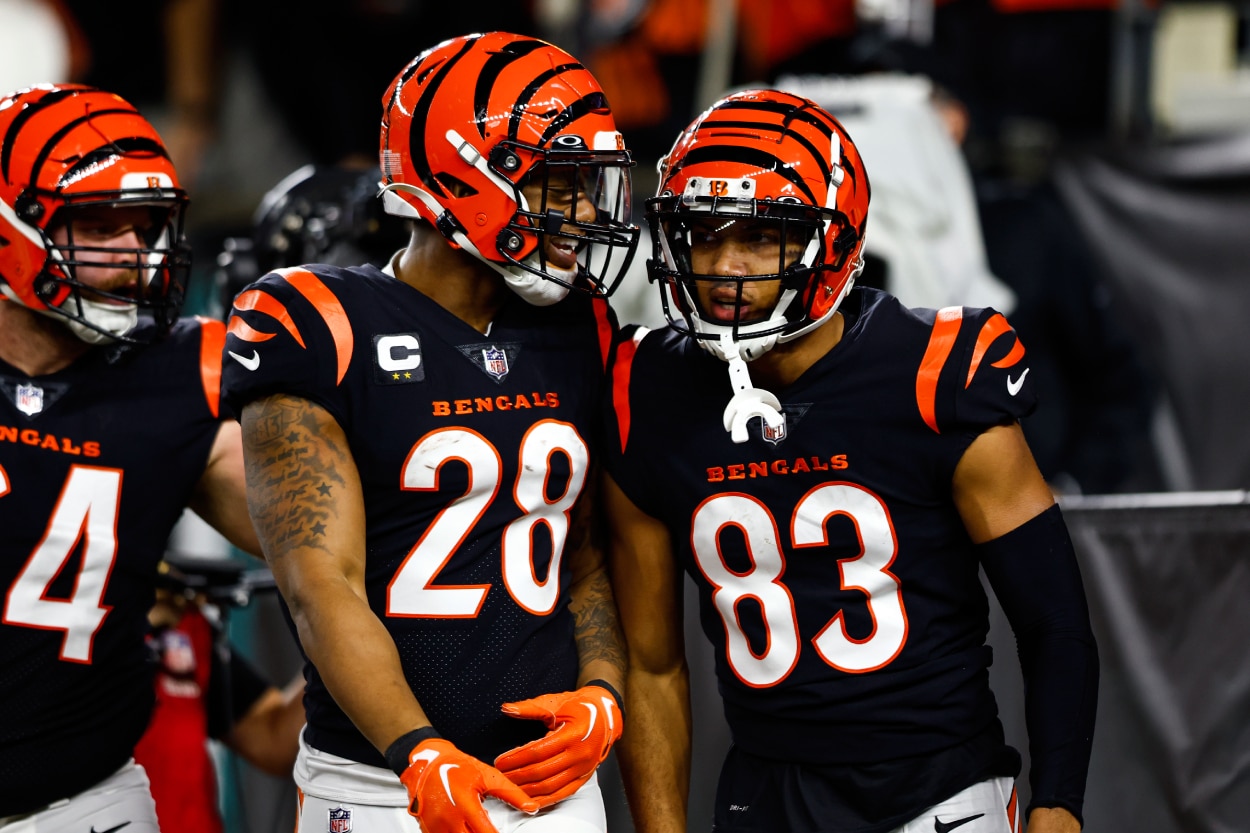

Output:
xmin=396 ymin=736 xmax=539 ymax=833
xmin=493 ymin=681 xmax=623 ymax=807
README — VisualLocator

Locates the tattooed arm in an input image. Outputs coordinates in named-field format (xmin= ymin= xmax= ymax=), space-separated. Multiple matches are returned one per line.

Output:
xmin=566 ymin=468 xmax=627 ymax=694
xmin=240 ymin=393 xmax=434 ymax=754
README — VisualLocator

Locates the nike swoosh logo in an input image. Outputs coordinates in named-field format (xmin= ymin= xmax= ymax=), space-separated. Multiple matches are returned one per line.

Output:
xmin=934 ymin=812 xmax=984 ymax=833
xmin=579 ymin=702 xmax=598 ymax=742
xmin=1006 ymin=368 xmax=1029 ymax=396
xmin=91 ymin=822 xmax=132 ymax=833
xmin=439 ymin=763 xmax=459 ymax=805
xmin=228 ymin=349 xmax=260 ymax=371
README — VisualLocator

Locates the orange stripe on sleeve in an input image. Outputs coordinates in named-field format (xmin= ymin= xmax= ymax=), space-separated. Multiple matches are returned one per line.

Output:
xmin=991 ymin=337 xmax=1026 ymax=370
xmin=227 ymin=315 xmax=278 ymax=343
xmin=195 ymin=316 xmax=225 ymax=418
xmin=233 ymin=289 xmax=306 ymax=348
xmin=612 ymin=328 xmax=649 ymax=453
xmin=966 ymin=313 xmax=1025 ymax=387
xmin=279 ymin=268 xmax=354 ymax=385
xmin=592 ymin=296 xmax=614 ymax=371
xmin=966 ymin=313 xmax=1011 ymax=388
xmin=916 ymin=307 xmax=963 ymax=434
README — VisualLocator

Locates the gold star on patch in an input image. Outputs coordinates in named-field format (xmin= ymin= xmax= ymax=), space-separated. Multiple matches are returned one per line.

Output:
xmin=392 ymin=372 xmax=401 ymax=380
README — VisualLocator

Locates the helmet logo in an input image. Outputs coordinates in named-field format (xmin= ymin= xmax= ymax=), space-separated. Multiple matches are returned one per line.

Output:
xmin=552 ymin=135 xmax=587 ymax=150
xmin=147 ymin=176 xmax=161 ymax=188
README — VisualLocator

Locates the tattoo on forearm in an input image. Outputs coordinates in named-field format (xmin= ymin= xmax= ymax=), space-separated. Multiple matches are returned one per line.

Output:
xmin=570 ymin=569 xmax=627 ymax=678
xmin=242 ymin=395 xmax=348 ymax=562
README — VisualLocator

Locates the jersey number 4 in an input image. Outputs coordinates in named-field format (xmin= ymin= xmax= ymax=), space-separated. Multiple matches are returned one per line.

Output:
xmin=388 ymin=420 xmax=588 ymax=618
xmin=2 ymin=464 xmax=121 ymax=664
xmin=692 ymin=482 xmax=908 ymax=687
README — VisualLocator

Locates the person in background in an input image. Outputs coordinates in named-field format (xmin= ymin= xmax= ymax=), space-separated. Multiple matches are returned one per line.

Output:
xmin=134 ymin=559 xmax=304 ymax=833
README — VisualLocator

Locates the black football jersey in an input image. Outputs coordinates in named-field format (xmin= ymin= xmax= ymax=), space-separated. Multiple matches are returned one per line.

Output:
xmin=221 ymin=264 xmax=616 ymax=766
xmin=0 ymin=318 xmax=227 ymax=814
xmin=606 ymin=287 xmax=1037 ymax=767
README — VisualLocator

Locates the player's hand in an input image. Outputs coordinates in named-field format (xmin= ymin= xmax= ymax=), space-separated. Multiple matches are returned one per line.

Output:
xmin=398 ymin=737 xmax=539 ymax=833
xmin=493 ymin=682 xmax=623 ymax=807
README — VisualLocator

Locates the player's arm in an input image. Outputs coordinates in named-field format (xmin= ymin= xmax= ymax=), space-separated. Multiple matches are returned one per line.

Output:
xmin=604 ymin=472 xmax=690 ymax=833
xmin=953 ymin=422 xmax=1098 ymax=833
xmin=241 ymin=393 xmax=535 ymax=830
xmin=566 ymin=470 xmax=627 ymax=694
xmin=223 ymin=674 xmax=306 ymax=776
xmin=493 ymin=470 xmax=627 ymax=806
xmin=188 ymin=419 xmax=262 ymax=557
xmin=240 ymin=392 xmax=428 ymax=753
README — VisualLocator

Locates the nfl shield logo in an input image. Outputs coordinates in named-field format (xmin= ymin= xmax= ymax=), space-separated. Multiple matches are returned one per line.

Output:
xmin=16 ymin=383 xmax=44 ymax=416
xmin=482 ymin=346 xmax=509 ymax=379
xmin=328 ymin=806 xmax=352 ymax=833
xmin=762 ymin=414 xmax=787 ymax=444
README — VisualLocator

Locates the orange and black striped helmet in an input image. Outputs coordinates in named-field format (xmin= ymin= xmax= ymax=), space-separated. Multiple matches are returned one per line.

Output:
xmin=379 ymin=32 xmax=640 ymax=305
xmin=0 ymin=84 xmax=189 ymax=343
xmin=647 ymin=88 xmax=870 ymax=361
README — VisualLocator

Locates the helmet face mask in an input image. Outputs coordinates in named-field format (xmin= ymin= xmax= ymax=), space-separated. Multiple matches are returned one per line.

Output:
xmin=0 ymin=84 xmax=190 ymax=344
xmin=379 ymin=32 xmax=640 ymax=305
xmin=646 ymin=89 xmax=870 ymax=361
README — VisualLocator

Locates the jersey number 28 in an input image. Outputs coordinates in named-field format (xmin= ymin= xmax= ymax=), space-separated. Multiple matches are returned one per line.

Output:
xmin=388 ymin=420 xmax=588 ymax=618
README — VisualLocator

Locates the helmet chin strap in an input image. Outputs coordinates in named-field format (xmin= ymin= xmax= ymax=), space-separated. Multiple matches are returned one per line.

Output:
xmin=719 ymin=333 xmax=785 ymax=444
xmin=1 ymin=282 xmax=134 ymax=344
xmin=503 ymin=253 xmax=572 ymax=306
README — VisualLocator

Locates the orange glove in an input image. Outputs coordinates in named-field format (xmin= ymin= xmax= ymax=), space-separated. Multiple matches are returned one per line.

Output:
xmin=493 ymin=681 xmax=624 ymax=807
xmin=388 ymin=730 xmax=539 ymax=833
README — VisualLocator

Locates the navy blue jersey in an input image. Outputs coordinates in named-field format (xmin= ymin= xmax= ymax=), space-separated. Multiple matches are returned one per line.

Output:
xmin=606 ymin=287 xmax=1037 ymax=768
xmin=0 ymin=318 xmax=227 ymax=814
xmin=221 ymin=264 xmax=616 ymax=766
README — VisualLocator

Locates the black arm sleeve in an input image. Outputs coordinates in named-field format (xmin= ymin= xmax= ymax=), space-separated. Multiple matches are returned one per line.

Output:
xmin=977 ymin=504 xmax=1099 ymax=824
xmin=206 ymin=636 xmax=276 ymax=741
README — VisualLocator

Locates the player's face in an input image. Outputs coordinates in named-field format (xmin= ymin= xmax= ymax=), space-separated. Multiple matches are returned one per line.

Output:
xmin=687 ymin=217 xmax=805 ymax=324
xmin=520 ymin=166 xmax=598 ymax=272
xmin=50 ymin=205 xmax=161 ymax=302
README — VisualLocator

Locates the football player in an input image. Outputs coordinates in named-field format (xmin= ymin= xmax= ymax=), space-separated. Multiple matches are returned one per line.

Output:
xmin=604 ymin=90 xmax=1099 ymax=833
xmin=221 ymin=32 xmax=638 ymax=833
xmin=0 ymin=84 xmax=260 ymax=830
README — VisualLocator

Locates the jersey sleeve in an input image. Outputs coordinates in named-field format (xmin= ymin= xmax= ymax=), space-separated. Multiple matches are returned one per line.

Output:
xmin=915 ymin=305 xmax=1038 ymax=438
xmin=220 ymin=267 xmax=355 ymax=426
xmin=601 ymin=324 xmax=665 ymax=518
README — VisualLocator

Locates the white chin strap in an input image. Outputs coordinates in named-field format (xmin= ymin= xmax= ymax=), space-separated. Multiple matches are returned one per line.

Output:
xmin=56 ymin=298 xmax=137 ymax=344
xmin=2 ymin=282 xmax=135 ymax=343
xmin=504 ymin=253 xmax=572 ymax=306
xmin=719 ymin=333 xmax=785 ymax=444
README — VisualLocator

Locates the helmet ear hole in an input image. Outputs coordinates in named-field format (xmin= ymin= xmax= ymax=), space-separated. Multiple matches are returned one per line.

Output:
xmin=15 ymin=191 xmax=44 ymax=223
xmin=488 ymin=145 xmax=523 ymax=175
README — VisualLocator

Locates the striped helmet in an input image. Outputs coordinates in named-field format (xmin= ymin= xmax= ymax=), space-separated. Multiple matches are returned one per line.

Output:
xmin=0 ymin=84 xmax=189 ymax=343
xmin=379 ymin=32 xmax=639 ymax=305
xmin=647 ymin=88 xmax=870 ymax=361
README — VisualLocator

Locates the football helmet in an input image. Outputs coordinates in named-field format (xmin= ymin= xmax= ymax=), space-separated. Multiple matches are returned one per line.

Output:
xmin=378 ymin=31 xmax=639 ymax=305
xmin=647 ymin=88 xmax=870 ymax=361
xmin=214 ymin=164 xmax=409 ymax=317
xmin=0 ymin=84 xmax=190 ymax=344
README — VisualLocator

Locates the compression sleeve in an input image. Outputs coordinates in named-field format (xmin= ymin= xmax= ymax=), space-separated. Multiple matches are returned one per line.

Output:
xmin=977 ymin=504 xmax=1099 ymax=823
